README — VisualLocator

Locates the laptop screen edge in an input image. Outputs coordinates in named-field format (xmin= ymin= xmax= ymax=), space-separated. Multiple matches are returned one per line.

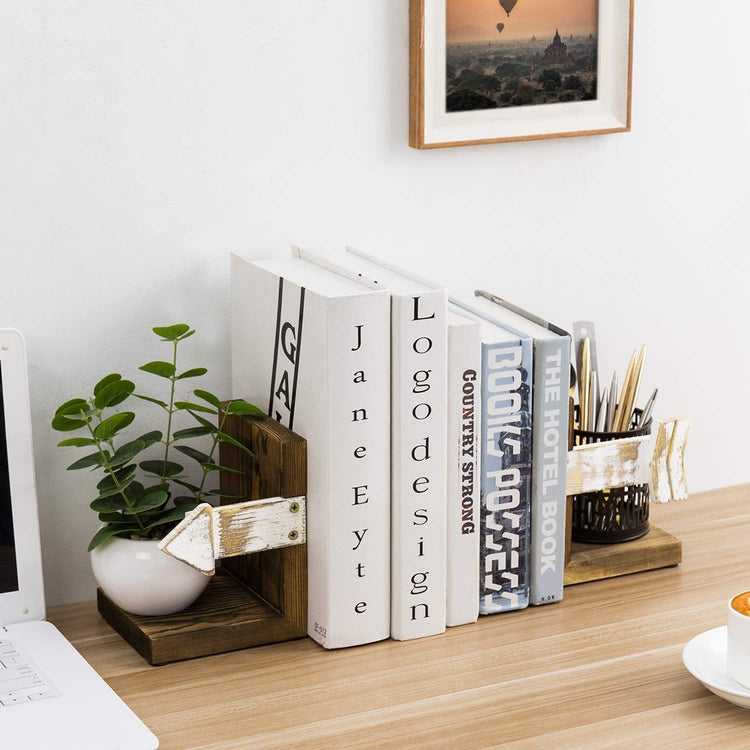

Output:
xmin=0 ymin=328 xmax=46 ymax=625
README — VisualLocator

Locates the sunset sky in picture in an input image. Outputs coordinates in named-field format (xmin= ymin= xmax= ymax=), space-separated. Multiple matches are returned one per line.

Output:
xmin=447 ymin=0 xmax=599 ymax=42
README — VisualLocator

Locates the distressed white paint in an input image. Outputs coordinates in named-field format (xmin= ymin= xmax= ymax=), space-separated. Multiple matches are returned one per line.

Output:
xmin=566 ymin=416 xmax=692 ymax=502
xmin=159 ymin=505 xmax=216 ymax=575
xmin=566 ymin=436 xmax=651 ymax=495
xmin=651 ymin=417 xmax=692 ymax=503
xmin=159 ymin=496 xmax=306 ymax=575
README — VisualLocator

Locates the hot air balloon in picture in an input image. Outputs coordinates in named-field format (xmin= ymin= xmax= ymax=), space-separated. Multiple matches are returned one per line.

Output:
xmin=496 ymin=22 xmax=504 ymax=35
xmin=499 ymin=0 xmax=518 ymax=17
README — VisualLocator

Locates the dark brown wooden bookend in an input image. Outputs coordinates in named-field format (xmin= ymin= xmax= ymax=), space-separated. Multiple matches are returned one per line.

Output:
xmin=96 ymin=414 xmax=308 ymax=665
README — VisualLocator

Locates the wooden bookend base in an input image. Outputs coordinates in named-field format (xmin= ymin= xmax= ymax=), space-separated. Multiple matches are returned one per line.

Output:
xmin=564 ymin=524 xmax=681 ymax=586
xmin=97 ymin=572 xmax=305 ymax=666
xmin=97 ymin=414 xmax=308 ymax=665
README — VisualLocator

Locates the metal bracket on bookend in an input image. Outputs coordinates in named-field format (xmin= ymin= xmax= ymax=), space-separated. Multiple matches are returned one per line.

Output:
xmin=159 ymin=496 xmax=307 ymax=575
xmin=565 ymin=416 xmax=692 ymax=503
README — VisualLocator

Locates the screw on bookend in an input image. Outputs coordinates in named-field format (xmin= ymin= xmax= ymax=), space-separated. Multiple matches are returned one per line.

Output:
xmin=158 ymin=495 xmax=306 ymax=575
xmin=565 ymin=417 xmax=692 ymax=503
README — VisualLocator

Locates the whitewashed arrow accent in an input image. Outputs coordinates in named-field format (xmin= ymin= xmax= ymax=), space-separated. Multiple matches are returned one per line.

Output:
xmin=566 ymin=417 xmax=692 ymax=503
xmin=158 ymin=495 xmax=306 ymax=575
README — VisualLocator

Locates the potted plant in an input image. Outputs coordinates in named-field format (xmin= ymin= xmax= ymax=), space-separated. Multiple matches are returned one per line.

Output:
xmin=51 ymin=323 xmax=262 ymax=616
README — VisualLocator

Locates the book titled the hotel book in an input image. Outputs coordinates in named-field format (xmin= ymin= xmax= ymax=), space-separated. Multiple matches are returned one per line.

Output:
xmin=230 ymin=252 xmax=391 ymax=649
xmin=296 ymin=247 xmax=448 ymax=641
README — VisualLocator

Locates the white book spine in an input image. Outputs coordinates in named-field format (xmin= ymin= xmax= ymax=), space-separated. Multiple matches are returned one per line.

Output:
xmin=445 ymin=321 xmax=481 ymax=626
xmin=318 ymin=296 xmax=391 ymax=647
xmin=231 ymin=256 xmax=391 ymax=649
xmin=390 ymin=291 xmax=448 ymax=640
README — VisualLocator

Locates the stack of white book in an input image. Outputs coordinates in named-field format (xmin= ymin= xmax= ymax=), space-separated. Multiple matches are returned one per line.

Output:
xmin=231 ymin=247 xmax=570 ymax=649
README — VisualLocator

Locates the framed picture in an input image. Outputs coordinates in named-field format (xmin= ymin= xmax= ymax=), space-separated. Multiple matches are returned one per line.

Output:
xmin=409 ymin=0 xmax=634 ymax=148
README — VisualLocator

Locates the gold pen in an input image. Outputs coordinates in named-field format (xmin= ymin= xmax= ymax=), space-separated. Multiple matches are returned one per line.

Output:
xmin=579 ymin=337 xmax=590 ymax=431
xmin=624 ymin=345 xmax=646 ymax=429
xmin=613 ymin=349 xmax=637 ymax=431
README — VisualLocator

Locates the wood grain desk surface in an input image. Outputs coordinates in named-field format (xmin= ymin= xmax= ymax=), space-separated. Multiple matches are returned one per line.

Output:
xmin=48 ymin=485 xmax=750 ymax=749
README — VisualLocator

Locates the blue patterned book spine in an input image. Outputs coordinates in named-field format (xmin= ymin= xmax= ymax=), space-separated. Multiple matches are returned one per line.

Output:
xmin=478 ymin=336 xmax=533 ymax=614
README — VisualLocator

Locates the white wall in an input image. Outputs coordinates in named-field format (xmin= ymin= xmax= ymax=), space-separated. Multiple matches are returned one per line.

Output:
xmin=2 ymin=1 xmax=748 ymax=606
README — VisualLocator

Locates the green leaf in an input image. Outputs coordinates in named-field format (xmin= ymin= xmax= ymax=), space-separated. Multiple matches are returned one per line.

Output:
xmin=97 ymin=466 xmax=137 ymax=491
xmin=88 ymin=525 xmax=140 ymax=552
xmin=54 ymin=398 xmax=90 ymax=417
xmin=90 ymin=496 xmax=129 ymax=513
xmin=171 ymin=478 xmax=200 ymax=493
xmin=203 ymin=488 xmax=244 ymax=498
xmin=174 ymin=445 xmax=211 ymax=464
xmin=122 ymin=489 xmax=168 ymax=515
xmin=109 ymin=439 xmax=146 ymax=468
xmin=202 ymin=462 xmax=244 ymax=474
xmin=133 ymin=394 xmax=168 ymax=409
xmin=152 ymin=324 xmax=191 ymax=341
xmin=173 ymin=425 xmax=214 ymax=440
xmin=136 ymin=430 xmax=163 ymax=448
xmin=94 ymin=379 xmax=135 ymax=409
xmin=93 ymin=412 xmax=135 ymax=440
xmin=95 ymin=474 xmax=137 ymax=500
xmin=194 ymin=389 xmax=222 ymax=408
xmin=173 ymin=496 xmax=200 ymax=506
xmin=218 ymin=431 xmax=255 ymax=457
xmin=126 ymin=480 xmax=145 ymax=498
xmin=93 ymin=374 xmax=122 ymax=396
xmin=67 ymin=452 xmax=106 ymax=471
xmin=139 ymin=361 xmax=176 ymax=378
xmin=57 ymin=437 xmax=97 ymax=448
xmin=139 ymin=459 xmax=184 ymax=477
xmin=174 ymin=401 xmax=216 ymax=414
xmin=143 ymin=505 xmax=196 ymax=530
xmin=52 ymin=414 xmax=88 ymax=432
xmin=226 ymin=400 xmax=264 ymax=416
xmin=188 ymin=412 xmax=216 ymax=429
xmin=98 ymin=512 xmax=130 ymax=523
xmin=176 ymin=367 xmax=208 ymax=380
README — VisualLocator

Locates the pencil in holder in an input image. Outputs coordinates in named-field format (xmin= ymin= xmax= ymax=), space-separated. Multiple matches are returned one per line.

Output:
xmin=571 ymin=409 xmax=652 ymax=544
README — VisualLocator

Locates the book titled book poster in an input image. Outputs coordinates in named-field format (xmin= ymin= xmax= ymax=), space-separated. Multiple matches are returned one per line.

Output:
xmin=479 ymin=338 xmax=532 ymax=614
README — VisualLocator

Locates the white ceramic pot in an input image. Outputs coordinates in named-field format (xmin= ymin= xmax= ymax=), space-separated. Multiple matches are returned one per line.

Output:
xmin=90 ymin=535 xmax=209 ymax=616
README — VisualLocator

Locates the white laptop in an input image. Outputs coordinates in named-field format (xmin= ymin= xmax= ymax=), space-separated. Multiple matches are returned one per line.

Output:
xmin=0 ymin=328 xmax=158 ymax=749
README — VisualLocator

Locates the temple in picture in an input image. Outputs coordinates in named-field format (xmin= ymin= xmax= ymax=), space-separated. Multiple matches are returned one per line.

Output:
xmin=542 ymin=29 xmax=571 ymax=65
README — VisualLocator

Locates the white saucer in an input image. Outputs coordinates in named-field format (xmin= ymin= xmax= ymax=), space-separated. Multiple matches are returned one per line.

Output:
xmin=682 ymin=626 xmax=750 ymax=708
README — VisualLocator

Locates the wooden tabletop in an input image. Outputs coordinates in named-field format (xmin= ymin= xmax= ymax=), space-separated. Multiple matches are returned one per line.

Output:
xmin=48 ymin=485 xmax=750 ymax=749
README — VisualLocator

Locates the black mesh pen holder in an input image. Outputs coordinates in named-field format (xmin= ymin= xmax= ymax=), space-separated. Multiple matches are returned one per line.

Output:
xmin=571 ymin=409 xmax=652 ymax=544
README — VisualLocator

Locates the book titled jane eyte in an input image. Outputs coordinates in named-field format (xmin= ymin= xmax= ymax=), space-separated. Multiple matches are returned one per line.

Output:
xmin=230 ymin=251 xmax=391 ymax=649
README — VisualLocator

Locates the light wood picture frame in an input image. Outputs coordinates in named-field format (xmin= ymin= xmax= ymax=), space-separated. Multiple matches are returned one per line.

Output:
xmin=409 ymin=0 xmax=634 ymax=149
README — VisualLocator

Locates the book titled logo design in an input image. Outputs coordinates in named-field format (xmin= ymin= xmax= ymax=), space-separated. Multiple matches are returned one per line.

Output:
xmin=269 ymin=278 xmax=305 ymax=429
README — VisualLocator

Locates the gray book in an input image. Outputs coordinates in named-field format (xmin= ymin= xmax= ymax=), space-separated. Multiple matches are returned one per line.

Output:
xmin=467 ymin=292 xmax=571 ymax=607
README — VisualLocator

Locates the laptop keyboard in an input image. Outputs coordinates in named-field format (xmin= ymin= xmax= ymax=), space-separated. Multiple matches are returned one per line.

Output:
xmin=0 ymin=638 xmax=57 ymax=706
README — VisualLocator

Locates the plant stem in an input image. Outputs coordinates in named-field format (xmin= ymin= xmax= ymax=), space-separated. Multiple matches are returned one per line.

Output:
xmin=83 ymin=410 xmax=146 ymax=532
xmin=160 ymin=338 xmax=179 ymax=491
xmin=195 ymin=408 xmax=229 ymax=501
